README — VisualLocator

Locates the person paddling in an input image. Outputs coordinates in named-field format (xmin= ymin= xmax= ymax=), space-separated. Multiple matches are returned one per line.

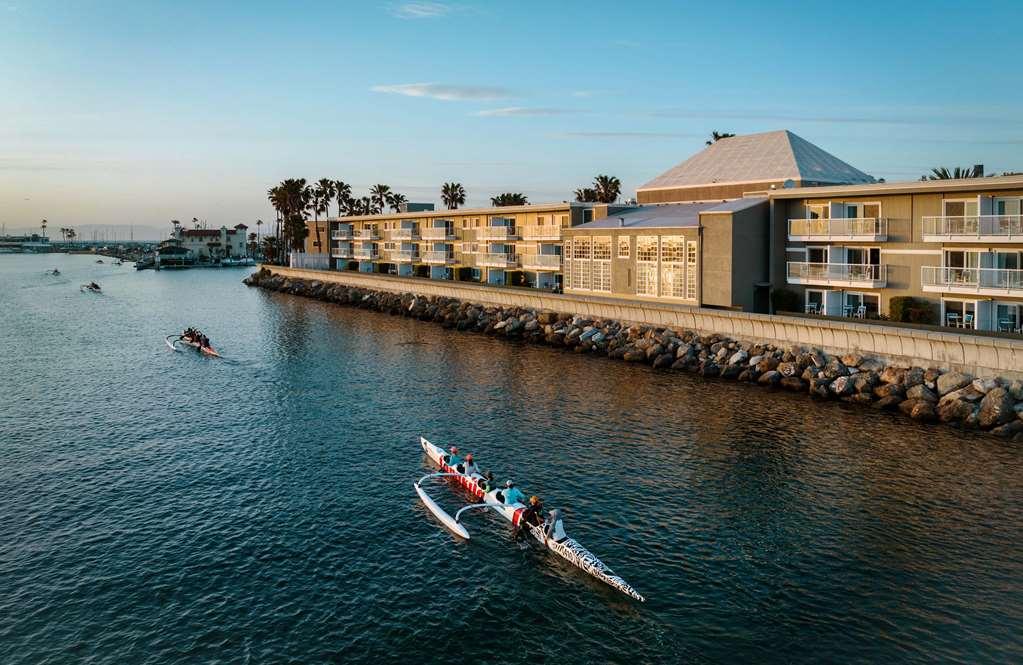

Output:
xmin=463 ymin=453 xmax=480 ymax=476
xmin=446 ymin=446 xmax=462 ymax=469
xmin=502 ymin=480 xmax=526 ymax=506
xmin=515 ymin=495 xmax=545 ymax=541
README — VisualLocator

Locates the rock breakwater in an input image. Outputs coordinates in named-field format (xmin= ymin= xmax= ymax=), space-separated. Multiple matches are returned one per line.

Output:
xmin=246 ymin=268 xmax=1023 ymax=440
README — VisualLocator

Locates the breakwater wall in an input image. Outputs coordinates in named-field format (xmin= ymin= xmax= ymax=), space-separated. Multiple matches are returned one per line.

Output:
xmin=247 ymin=267 xmax=1023 ymax=440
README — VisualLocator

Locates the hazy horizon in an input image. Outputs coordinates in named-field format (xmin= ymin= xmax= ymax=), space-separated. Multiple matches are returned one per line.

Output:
xmin=3 ymin=0 xmax=1022 ymax=230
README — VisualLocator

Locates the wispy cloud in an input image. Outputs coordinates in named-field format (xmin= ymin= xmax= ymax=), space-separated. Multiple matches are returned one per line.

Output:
xmin=371 ymin=82 xmax=511 ymax=101
xmin=388 ymin=2 xmax=452 ymax=19
xmin=473 ymin=107 xmax=577 ymax=117
xmin=645 ymin=107 xmax=1023 ymax=126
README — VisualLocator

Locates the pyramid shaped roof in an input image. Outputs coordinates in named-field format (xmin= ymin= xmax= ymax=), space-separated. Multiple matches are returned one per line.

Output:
xmin=638 ymin=130 xmax=874 ymax=191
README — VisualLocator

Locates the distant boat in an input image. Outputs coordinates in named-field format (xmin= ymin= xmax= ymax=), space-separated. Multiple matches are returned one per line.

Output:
xmin=95 ymin=259 xmax=104 ymax=264
xmin=80 ymin=283 xmax=101 ymax=293
xmin=220 ymin=257 xmax=256 ymax=267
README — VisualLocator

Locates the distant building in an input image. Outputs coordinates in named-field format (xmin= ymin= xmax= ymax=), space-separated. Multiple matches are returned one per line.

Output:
xmin=169 ymin=224 xmax=249 ymax=260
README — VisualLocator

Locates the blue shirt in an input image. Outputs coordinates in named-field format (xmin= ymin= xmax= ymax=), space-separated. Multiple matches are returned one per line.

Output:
xmin=447 ymin=454 xmax=462 ymax=467
xmin=504 ymin=487 xmax=526 ymax=505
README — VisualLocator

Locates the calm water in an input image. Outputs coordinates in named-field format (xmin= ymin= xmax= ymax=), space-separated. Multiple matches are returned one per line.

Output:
xmin=1 ymin=254 xmax=1021 ymax=664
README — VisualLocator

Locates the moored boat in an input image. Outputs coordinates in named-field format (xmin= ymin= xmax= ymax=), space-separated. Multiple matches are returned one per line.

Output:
xmin=415 ymin=436 xmax=644 ymax=602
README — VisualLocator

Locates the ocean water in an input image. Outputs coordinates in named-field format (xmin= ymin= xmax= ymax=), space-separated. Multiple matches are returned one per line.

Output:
xmin=1 ymin=254 xmax=1021 ymax=664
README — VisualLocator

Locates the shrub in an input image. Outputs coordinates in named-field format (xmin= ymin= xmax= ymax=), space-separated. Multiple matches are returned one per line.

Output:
xmin=772 ymin=288 xmax=802 ymax=313
xmin=890 ymin=296 xmax=937 ymax=325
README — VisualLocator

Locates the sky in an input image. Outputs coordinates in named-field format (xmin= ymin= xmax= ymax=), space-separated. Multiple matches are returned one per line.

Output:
xmin=2 ymin=0 xmax=1022 ymax=236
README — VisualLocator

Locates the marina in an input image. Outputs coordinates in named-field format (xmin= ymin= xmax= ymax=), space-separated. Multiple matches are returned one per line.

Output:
xmin=1 ymin=254 xmax=1020 ymax=663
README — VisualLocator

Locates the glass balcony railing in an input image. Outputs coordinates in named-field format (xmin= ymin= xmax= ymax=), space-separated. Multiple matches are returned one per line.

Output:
xmin=477 ymin=253 xmax=518 ymax=268
xmin=786 ymin=262 xmax=887 ymax=286
xmin=422 ymin=250 xmax=454 ymax=264
xmin=921 ymin=266 xmax=1023 ymax=293
xmin=478 ymin=226 xmax=518 ymax=240
xmin=420 ymin=227 xmax=456 ymax=240
xmin=922 ymin=215 xmax=1023 ymax=241
xmin=520 ymin=254 xmax=562 ymax=270
xmin=787 ymin=218 xmax=887 ymax=240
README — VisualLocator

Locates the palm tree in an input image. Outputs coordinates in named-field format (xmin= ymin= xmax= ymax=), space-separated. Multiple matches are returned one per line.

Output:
xmin=369 ymin=184 xmax=391 ymax=213
xmin=40 ymin=219 xmax=47 ymax=238
xmin=441 ymin=182 xmax=466 ymax=210
xmin=335 ymin=180 xmax=353 ymax=216
xmin=922 ymin=166 xmax=983 ymax=181
xmin=706 ymin=131 xmax=735 ymax=146
xmin=66 ymin=228 xmax=76 ymax=245
xmin=59 ymin=227 xmax=67 ymax=246
xmin=256 ymin=219 xmax=263 ymax=245
xmin=490 ymin=193 xmax=528 ymax=206
xmin=261 ymin=236 xmax=280 ymax=264
xmin=593 ymin=175 xmax=621 ymax=203
xmin=314 ymin=178 xmax=335 ymax=217
xmin=574 ymin=187 xmax=598 ymax=203
xmin=387 ymin=192 xmax=408 ymax=212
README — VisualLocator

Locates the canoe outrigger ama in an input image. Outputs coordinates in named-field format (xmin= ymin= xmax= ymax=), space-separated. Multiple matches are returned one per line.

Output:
xmin=165 ymin=328 xmax=221 ymax=357
xmin=414 ymin=436 xmax=644 ymax=602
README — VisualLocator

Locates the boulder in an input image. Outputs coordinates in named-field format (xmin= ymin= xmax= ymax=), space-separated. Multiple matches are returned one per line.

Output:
xmin=879 ymin=366 xmax=905 ymax=385
xmin=903 ymin=367 xmax=925 ymax=388
xmin=700 ymin=362 xmax=720 ymax=378
xmin=823 ymin=360 xmax=849 ymax=380
xmin=874 ymin=383 xmax=905 ymax=399
xmin=728 ymin=350 xmax=748 ymax=366
xmin=971 ymin=377 xmax=1000 ymax=394
xmin=978 ymin=387 xmax=1015 ymax=428
xmin=830 ymin=376 xmax=855 ymax=396
xmin=720 ymin=364 xmax=744 ymax=380
xmin=757 ymin=370 xmax=782 ymax=386
xmin=899 ymin=399 xmax=936 ymax=421
xmin=858 ymin=358 xmax=885 ymax=372
xmin=1008 ymin=380 xmax=1023 ymax=401
xmin=747 ymin=354 xmax=764 ymax=368
xmin=937 ymin=372 xmax=972 ymax=396
xmin=776 ymin=361 xmax=800 ymax=377
xmin=937 ymin=396 xmax=979 ymax=424
xmin=905 ymin=384 xmax=938 ymax=403
xmin=990 ymin=420 xmax=1023 ymax=439
xmin=756 ymin=357 xmax=780 ymax=374
xmin=652 ymin=353 xmax=674 ymax=369
xmin=841 ymin=353 xmax=864 ymax=367
xmin=623 ymin=349 xmax=646 ymax=363
xmin=779 ymin=376 xmax=807 ymax=392
xmin=853 ymin=372 xmax=879 ymax=394
xmin=874 ymin=395 xmax=903 ymax=411
xmin=844 ymin=393 xmax=874 ymax=406
xmin=809 ymin=377 xmax=832 ymax=398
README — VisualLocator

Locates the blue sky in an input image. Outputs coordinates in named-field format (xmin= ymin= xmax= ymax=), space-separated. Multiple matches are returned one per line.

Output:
xmin=2 ymin=0 xmax=1022 ymax=233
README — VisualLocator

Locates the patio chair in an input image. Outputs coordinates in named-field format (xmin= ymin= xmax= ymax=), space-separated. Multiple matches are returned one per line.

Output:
xmin=946 ymin=312 xmax=960 ymax=328
xmin=854 ymin=305 xmax=867 ymax=319
xmin=963 ymin=313 xmax=975 ymax=329
xmin=805 ymin=303 xmax=819 ymax=315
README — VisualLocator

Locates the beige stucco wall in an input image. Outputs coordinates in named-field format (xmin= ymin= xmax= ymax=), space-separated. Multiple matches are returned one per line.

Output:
xmin=260 ymin=265 xmax=1023 ymax=378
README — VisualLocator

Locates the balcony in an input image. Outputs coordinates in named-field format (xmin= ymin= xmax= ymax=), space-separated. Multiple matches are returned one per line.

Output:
xmin=786 ymin=262 xmax=887 ymax=288
xmin=354 ymin=248 xmax=379 ymax=260
xmin=389 ymin=250 xmax=417 ymax=263
xmin=521 ymin=226 xmax=562 ymax=241
xmin=477 ymin=253 xmax=519 ymax=268
xmin=355 ymin=229 xmax=379 ymax=240
xmin=520 ymin=254 xmax=562 ymax=271
xmin=922 ymin=215 xmax=1023 ymax=242
xmin=423 ymin=250 xmax=455 ymax=265
xmin=787 ymin=217 xmax=887 ymax=241
xmin=390 ymin=228 xmax=418 ymax=240
xmin=331 ymin=229 xmax=353 ymax=240
xmin=331 ymin=248 xmax=353 ymax=259
xmin=478 ymin=226 xmax=518 ymax=240
xmin=421 ymin=227 xmax=456 ymax=240
xmin=921 ymin=266 xmax=1023 ymax=296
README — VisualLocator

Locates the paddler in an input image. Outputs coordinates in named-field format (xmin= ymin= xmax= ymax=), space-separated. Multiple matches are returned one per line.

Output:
xmin=463 ymin=453 xmax=479 ymax=476
xmin=446 ymin=446 xmax=462 ymax=469
xmin=515 ymin=495 xmax=545 ymax=541
xmin=502 ymin=480 xmax=526 ymax=506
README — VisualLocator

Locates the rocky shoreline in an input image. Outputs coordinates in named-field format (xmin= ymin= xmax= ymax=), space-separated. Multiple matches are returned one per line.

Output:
xmin=245 ymin=268 xmax=1023 ymax=440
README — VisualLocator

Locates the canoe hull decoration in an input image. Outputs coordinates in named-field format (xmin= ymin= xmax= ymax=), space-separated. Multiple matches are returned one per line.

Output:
xmin=417 ymin=436 xmax=644 ymax=602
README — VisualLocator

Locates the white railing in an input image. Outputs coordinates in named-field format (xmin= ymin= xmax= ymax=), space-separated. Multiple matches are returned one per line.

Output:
xmin=922 ymin=215 xmax=1023 ymax=240
xmin=390 ymin=228 xmax=417 ymax=240
xmin=521 ymin=254 xmax=562 ymax=270
xmin=355 ymin=229 xmax=379 ymax=240
xmin=289 ymin=252 xmax=330 ymax=270
xmin=354 ymin=248 xmax=378 ymax=260
xmin=390 ymin=250 xmax=417 ymax=262
xmin=921 ymin=266 xmax=1023 ymax=293
xmin=331 ymin=229 xmax=353 ymax=240
xmin=478 ymin=252 xmax=518 ymax=268
xmin=423 ymin=250 xmax=454 ymax=264
xmin=421 ymin=227 xmax=455 ymax=240
xmin=787 ymin=217 xmax=887 ymax=239
xmin=331 ymin=249 xmax=353 ymax=259
xmin=478 ymin=226 xmax=517 ymax=240
xmin=786 ymin=262 xmax=887 ymax=285
xmin=521 ymin=227 xmax=562 ymax=240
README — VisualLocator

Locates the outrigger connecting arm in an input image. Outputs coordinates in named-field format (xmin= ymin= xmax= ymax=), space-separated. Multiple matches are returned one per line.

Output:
xmin=454 ymin=503 xmax=498 ymax=523
xmin=415 ymin=472 xmax=468 ymax=487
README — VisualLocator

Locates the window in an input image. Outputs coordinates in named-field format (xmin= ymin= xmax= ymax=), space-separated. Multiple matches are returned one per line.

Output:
xmin=538 ymin=215 xmax=547 ymax=226
xmin=845 ymin=292 xmax=880 ymax=317
xmin=659 ymin=237 xmax=685 ymax=298
xmin=560 ymin=215 xmax=568 ymax=225
xmin=995 ymin=302 xmax=1020 ymax=332
xmin=593 ymin=236 xmax=611 ymax=292
xmin=686 ymin=241 xmax=698 ymax=300
xmin=943 ymin=299 xmax=977 ymax=329
xmin=618 ymin=237 xmax=630 ymax=259
xmin=583 ymin=209 xmax=594 ymax=224
xmin=636 ymin=236 xmax=658 ymax=296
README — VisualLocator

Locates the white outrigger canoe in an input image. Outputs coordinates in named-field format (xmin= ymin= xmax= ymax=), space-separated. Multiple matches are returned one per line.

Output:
xmin=414 ymin=436 xmax=644 ymax=602
xmin=165 ymin=334 xmax=221 ymax=357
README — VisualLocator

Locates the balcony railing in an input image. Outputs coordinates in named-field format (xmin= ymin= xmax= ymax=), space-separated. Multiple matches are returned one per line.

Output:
xmin=521 ymin=226 xmax=562 ymax=241
xmin=390 ymin=228 xmax=418 ymax=240
xmin=787 ymin=217 xmax=887 ymax=240
xmin=520 ymin=254 xmax=562 ymax=270
xmin=478 ymin=226 xmax=518 ymax=240
xmin=331 ymin=249 xmax=353 ymax=259
xmin=354 ymin=248 xmax=379 ymax=260
xmin=355 ymin=229 xmax=379 ymax=240
xmin=922 ymin=215 xmax=1023 ymax=242
xmin=786 ymin=262 xmax=887 ymax=287
xmin=477 ymin=252 xmax=519 ymax=268
xmin=423 ymin=250 xmax=455 ymax=265
xmin=331 ymin=229 xmax=353 ymax=240
xmin=421 ymin=227 xmax=456 ymax=240
xmin=389 ymin=250 xmax=417 ymax=263
xmin=921 ymin=266 xmax=1023 ymax=295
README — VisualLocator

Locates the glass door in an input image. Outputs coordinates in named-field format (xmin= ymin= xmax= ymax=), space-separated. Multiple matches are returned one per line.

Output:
xmin=943 ymin=300 xmax=976 ymax=328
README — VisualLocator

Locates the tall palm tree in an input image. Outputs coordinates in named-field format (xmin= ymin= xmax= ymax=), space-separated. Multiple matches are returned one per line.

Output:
xmin=369 ymin=184 xmax=391 ymax=212
xmin=574 ymin=187 xmax=597 ymax=203
xmin=441 ymin=182 xmax=466 ymax=210
xmin=490 ymin=193 xmax=528 ymax=206
xmin=387 ymin=192 xmax=408 ymax=212
xmin=256 ymin=219 xmax=263 ymax=246
xmin=593 ymin=175 xmax=621 ymax=203
xmin=40 ymin=219 xmax=47 ymax=238
xmin=59 ymin=227 xmax=67 ymax=245
xmin=314 ymin=178 xmax=335 ymax=217
xmin=334 ymin=180 xmax=353 ymax=216
xmin=66 ymin=228 xmax=76 ymax=245
xmin=706 ymin=131 xmax=735 ymax=146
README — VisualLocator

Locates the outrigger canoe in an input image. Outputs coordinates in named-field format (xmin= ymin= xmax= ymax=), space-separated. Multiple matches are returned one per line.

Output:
xmin=414 ymin=436 xmax=644 ymax=602
xmin=80 ymin=284 xmax=101 ymax=293
xmin=165 ymin=335 xmax=221 ymax=358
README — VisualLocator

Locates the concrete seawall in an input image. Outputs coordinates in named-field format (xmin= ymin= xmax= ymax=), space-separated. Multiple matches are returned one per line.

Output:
xmin=263 ymin=265 xmax=1023 ymax=379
